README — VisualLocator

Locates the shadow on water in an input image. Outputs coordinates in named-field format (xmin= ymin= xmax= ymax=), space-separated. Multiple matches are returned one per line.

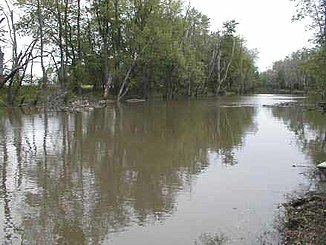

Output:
xmin=0 ymin=100 xmax=256 ymax=243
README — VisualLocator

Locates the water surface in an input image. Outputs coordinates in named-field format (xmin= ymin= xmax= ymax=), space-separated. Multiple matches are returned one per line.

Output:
xmin=0 ymin=94 xmax=325 ymax=244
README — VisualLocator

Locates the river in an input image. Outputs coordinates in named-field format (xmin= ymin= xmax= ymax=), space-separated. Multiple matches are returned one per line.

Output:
xmin=0 ymin=94 xmax=325 ymax=244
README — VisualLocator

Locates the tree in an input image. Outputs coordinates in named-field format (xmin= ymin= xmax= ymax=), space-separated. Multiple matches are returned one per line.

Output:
xmin=0 ymin=47 xmax=4 ymax=76
xmin=207 ymin=20 xmax=241 ymax=95
xmin=291 ymin=0 xmax=326 ymax=96
xmin=2 ymin=0 xmax=259 ymax=105
xmin=0 ymin=0 xmax=38 ymax=105
xmin=16 ymin=0 xmax=50 ymax=89
xmin=258 ymin=48 xmax=322 ymax=93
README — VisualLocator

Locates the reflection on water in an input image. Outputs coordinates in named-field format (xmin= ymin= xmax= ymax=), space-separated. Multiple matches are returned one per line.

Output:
xmin=0 ymin=95 xmax=325 ymax=244
xmin=271 ymin=105 xmax=326 ymax=191
xmin=272 ymin=106 xmax=326 ymax=163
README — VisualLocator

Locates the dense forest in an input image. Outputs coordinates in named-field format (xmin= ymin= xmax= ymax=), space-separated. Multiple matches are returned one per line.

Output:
xmin=260 ymin=0 xmax=326 ymax=96
xmin=0 ymin=0 xmax=259 ymax=106
xmin=0 ymin=0 xmax=325 ymax=107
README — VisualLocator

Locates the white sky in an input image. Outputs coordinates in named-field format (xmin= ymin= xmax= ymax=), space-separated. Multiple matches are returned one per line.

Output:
xmin=190 ymin=0 xmax=314 ymax=71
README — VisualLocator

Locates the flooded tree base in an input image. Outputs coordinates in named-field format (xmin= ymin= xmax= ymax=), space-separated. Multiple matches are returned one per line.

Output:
xmin=280 ymin=191 xmax=326 ymax=244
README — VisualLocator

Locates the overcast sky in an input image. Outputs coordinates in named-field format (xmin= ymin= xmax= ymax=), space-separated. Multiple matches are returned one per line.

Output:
xmin=190 ymin=0 xmax=313 ymax=71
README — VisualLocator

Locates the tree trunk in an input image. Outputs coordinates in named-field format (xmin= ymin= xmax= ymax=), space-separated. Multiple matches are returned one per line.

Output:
xmin=216 ymin=50 xmax=221 ymax=94
xmin=216 ymin=37 xmax=236 ymax=95
xmin=142 ymin=70 xmax=149 ymax=100
xmin=0 ymin=47 xmax=4 ymax=76
xmin=103 ymin=74 xmax=112 ymax=98
xmin=64 ymin=0 xmax=69 ymax=87
xmin=77 ymin=0 xmax=81 ymax=60
xmin=8 ymin=10 xmax=18 ymax=105
xmin=117 ymin=55 xmax=138 ymax=101
xmin=324 ymin=0 xmax=326 ymax=101
xmin=239 ymin=40 xmax=244 ymax=94
xmin=37 ymin=0 xmax=48 ymax=90
xmin=102 ymin=0 xmax=111 ymax=98
xmin=0 ymin=48 xmax=3 ymax=90
xmin=103 ymin=37 xmax=112 ymax=98
xmin=56 ymin=0 xmax=67 ymax=90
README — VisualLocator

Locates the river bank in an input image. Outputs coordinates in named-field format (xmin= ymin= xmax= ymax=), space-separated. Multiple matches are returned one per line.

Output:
xmin=280 ymin=189 xmax=326 ymax=244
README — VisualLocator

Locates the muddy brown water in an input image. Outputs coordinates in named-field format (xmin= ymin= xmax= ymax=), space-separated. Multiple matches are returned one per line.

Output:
xmin=0 ymin=94 xmax=325 ymax=244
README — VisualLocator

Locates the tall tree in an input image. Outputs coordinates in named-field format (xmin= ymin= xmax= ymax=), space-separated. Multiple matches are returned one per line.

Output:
xmin=291 ymin=0 xmax=326 ymax=96
xmin=37 ymin=0 xmax=47 ymax=89
xmin=0 ymin=0 xmax=37 ymax=105
xmin=1 ymin=0 xmax=259 ymax=104
xmin=92 ymin=0 xmax=112 ymax=98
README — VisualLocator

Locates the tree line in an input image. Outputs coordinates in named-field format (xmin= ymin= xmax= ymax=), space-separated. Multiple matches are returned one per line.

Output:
xmin=0 ymin=0 xmax=258 ymax=105
xmin=260 ymin=0 xmax=326 ymax=96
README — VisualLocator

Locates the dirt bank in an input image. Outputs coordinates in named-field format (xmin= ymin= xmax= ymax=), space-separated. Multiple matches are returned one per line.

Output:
xmin=280 ymin=191 xmax=326 ymax=244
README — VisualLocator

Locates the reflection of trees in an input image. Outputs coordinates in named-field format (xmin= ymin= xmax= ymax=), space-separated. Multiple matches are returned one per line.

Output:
xmin=272 ymin=107 xmax=326 ymax=164
xmin=0 ymin=111 xmax=24 ymax=241
xmin=207 ymin=106 xmax=257 ymax=166
xmin=0 ymin=100 xmax=255 ymax=243
xmin=1 ymin=134 xmax=14 ymax=241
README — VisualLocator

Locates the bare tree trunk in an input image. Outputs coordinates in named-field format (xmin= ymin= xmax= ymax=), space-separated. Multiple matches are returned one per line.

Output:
xmin=117 ymin=44 xmax=149 ymax=101
xmin=56 ymin=0 xmax=67 ymax=90
xmin=77 ymin=0 xmax=81 ymax=60
xmin=37 ymin=0 xmax=48 ymax=90
xmin=208 ymin=35 xmax=221 ymax=81
xmin=0 ymin=48 xmax=3 ymax=92
xmin=239 ymin=40 xmax=244 ymax=94
xmin=102 ymin=0 xmax=112 ymax=99
xmin=30 ymin=54 xmax=34 ymax=84
xmin=0 ymin=47 xmax=4 ymax=76
xmin=216 ymin=49 xmax=221 ymax=94
xmin=324 ymin=0 xmax=326 ymax=100
xmin=117 ymin=55 xmax=138 ymax=101
xmin=7 ymin=8 xmax=18 ymax=105
xmin=103 ymin=37 xmax=112 ymax=98
xmin=216 ymin=37 xmax=236 ymax=95
xmin=0 ymin=3 xmax=37 ymax=98
xmin=64 ymin=0 xmax=69 ymax=87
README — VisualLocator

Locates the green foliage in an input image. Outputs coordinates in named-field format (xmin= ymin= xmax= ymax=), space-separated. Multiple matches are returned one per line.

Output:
xmin=291 ymin=0 xmax=325 ymax=45
xmin=274 ymin=0 xmax=325 ymax=96
xmin=259 ymin=45 xmax=325 ymax=95
xmin=7 ymin=0 xmax=258 ymax=101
